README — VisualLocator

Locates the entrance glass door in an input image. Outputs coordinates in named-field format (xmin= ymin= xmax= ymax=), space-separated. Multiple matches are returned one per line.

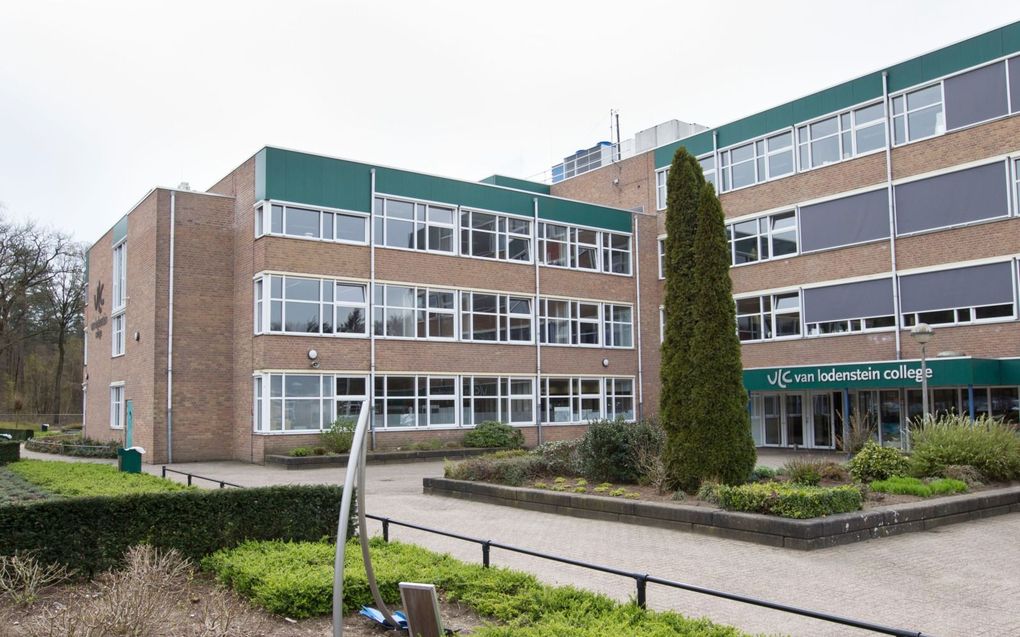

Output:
xmin=880 ymin=390 xmax=902 ymax=448
xmin=811 ymin=393 xmax=833 ymax=448
xmin=785 ymin=395 xmax=804 ymax=446
xmin=763 ymin=394 xmax=782 ymax=446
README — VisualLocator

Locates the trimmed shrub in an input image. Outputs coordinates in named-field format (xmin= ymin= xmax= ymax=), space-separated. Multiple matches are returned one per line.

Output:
xmin=531 ymin=439 xmax=580 ymax=475
xmin=870 ymin=476 xmax=967 ymax=498
xmin=204 ymin=539 xmax=753 ymax=636
xmin=748 ymin=466 xmax=777 ymax=482
xmin=463 ymin=421 xmax=524 ymax=449
xmin=909 ymin=415 xmax=1020 ymax=482
xmin=0 ymin=485 xmax=354 ymax=576
xmin=0 ymin=441 xmax=19 ymax=465
xmin=288 ymin=447 xmax=313 ymax=457
xmin=8 ymin=460 xmax=188 ymax=497
xmin=577 ymin=419 xmax=664 ymax=484
xmin=320 ymin=417 xmax=356 ymax=454
xmin=847 ymin=441 xmax=910 ymax=482
xmin=444 ymin=453 xmax=545 ymax=486
xmin=716 ymin=482 xmax=863 ymax=519
xmin=24 ymin=435 xmax=119 ymax=459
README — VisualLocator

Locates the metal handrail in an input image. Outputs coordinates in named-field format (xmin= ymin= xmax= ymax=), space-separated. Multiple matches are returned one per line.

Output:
xmin=366 ymin=514 xmax=931 ymax=637
xmin=160 ymin=466 xmax=244 ymax=489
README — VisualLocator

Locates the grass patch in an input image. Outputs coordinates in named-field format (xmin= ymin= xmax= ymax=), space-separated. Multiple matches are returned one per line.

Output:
xmin=6 ymin=460 xmax=190 ymax=497
xmin=716 ymin=482 xmax=862 ymax=519
xmin=0 ymin=466 xmax=55 ymax=506
xmin=204 ymin=539 xmax=755 ymax=636
xmin=869 ymin=476 xmax=968 ymax=498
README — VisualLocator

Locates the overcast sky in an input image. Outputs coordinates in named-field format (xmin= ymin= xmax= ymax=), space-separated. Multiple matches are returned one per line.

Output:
xmin=1 ymin=1 xmax=1017 ymax=242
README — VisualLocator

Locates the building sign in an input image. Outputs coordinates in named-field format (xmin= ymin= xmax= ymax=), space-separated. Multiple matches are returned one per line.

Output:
xmin=744 ymin=357 xmax=1005 ymax=392
xmin=89 ymin=280 xmax=106 ymax=338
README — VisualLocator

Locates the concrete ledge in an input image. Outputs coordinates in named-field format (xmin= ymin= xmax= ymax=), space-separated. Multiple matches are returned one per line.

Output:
xmin=266 ymin=447 xmax=503 ymax=469
xmin=423 ymin=478 xmax=1020 ymax=550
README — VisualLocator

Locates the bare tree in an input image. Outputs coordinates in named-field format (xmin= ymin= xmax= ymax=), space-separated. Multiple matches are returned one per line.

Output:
xmin=41 ymin=245 xmax=86 ymax=425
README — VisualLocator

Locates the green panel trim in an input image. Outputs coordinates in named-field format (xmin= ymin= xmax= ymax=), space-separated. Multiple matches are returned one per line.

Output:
xmin=111 ymin=215 xmax=128 ymax=245
xmin=479 ymin=174 xmax=550 ymax=195
xmin=743 ymin=358 xmax=1010 ymax=392
xmin=1000 ymin=358 xmax=1020 ymax=384
xmin=260 ymin=147 xmax=631 ymax=232
xmin=656 ymin=21 xmax=1020 ymax=168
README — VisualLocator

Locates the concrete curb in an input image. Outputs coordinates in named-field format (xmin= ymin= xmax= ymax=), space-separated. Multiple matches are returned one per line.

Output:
xmin=423 ymin=477 xmax=1020 ymax=550
xmin=266 ymin=447 xmax=504 ymax=469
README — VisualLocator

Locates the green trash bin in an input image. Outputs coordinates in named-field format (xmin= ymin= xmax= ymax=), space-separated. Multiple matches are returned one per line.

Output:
xmin=117 ymin=447 xmax=144 ymax=473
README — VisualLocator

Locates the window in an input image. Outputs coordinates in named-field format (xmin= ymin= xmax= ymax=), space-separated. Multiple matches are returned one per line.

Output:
xmin=605 ymin=378 xmax=634 ymax=420
xmin=894 ymin=162 xmax=1010 ymax=235
xmin=373 ymin=376 xmax=457 ymax=428
xmin=602 ymin=233 xmax=631 ymax=275
xmin=539 ymin=223 xmax=569 ymax=267
xmin=254 ymin=373 xmax=367 ymax=432
xmin=539 ymin=299 xmax=601 ymax=346
xmin=112 ymin=314 xmax=125 ymax=356
xmin=603 ymin=304 xmax=633 ymax=348
xmin=699 ymin=155 xmax=717 ymax=191
xmin=459 ymin=210 xmax=532 ymax=262
xmin=373 ymin=284 xmax=456 ymax=339
xmin=736 ymin=293 xmax=801 ymax=342
xmin=892 ymin=85 xmax=944 ymax=144
xmin=765 ymin=131 xmax=794 ymax=178
xmin=572 ymin=228 xmax=599 ymax=270
xmin=803 ymin=278 xmax=896 ymax=337
xmin=112 ymin=242 xmax=126 ymax=311
xmin=1015 ymin=159 xmax=1020 ymax=212
xmin=796 ymin=102 xmax=886 ymax=170
xmin=260 ymin=275 xmax=367 ymax=336
xmin=807 ymin=315 xmax=895 ymax=335
xmin=658 ymin=238 xmax=666 ymax=279
xmin=899 ymin=262 xmax=1016 ymax=327
xmin=462 ymin=377 xmax=534 ymax=425
xmin=374 ymin=197 xmax=455 ymax=253
xmin=109 ymin=384 xmax=124 ymax=429
xmin=460 ymin=292 xmax=533 ymax=343
xmin=720 ymin=141 xmax=759 ymax=190
xmin=540 ymin=377 xmax=602 ymax=423
xmin=257 ymin=203 xmax=368 ymax=243
xmin=655 ymin=169 xmax=668 ymax=210
xmin=727 ymin=211 xmax=797 ymax=265
xmin=853 ymin=103 xmax=886 ymax=154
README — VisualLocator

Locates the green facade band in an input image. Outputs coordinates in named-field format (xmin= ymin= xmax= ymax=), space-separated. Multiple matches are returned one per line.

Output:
xmin=655 ymin=21 xmax=1020 ymax=168
xmin=256 ymin=147 xmax=632 ymax=233
xmin=743 ymin=357 xmax=1018 ymax=392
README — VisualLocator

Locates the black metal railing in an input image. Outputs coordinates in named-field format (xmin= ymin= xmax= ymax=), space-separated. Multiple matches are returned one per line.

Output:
xmin=366 ymin=514 xmax=931 ymax=637
xmin=160 ymin=466 xmax=244 ymax=489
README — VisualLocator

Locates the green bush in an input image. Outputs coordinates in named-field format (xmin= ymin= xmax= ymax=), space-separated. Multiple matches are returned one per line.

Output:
xmin=576 ymin=419 xmax=664 ymax=484
xmin=444 ymin=453 xmax=546 ymax=486
xmin=696 ymin=480 xmax=721 ymax=504
xmin=463 ymin=421 xmax=524 ymax=449
xmin=909 ymin=414 xmax=1020 ymax=482
xmin=204 ymin=539 xmax=752 ymax=636
xmin=23 ymin=435 xmax=119 ymax=459
xmin=783 ymin=458 xmax=821 ymax=486
xmin=716 ymin=482 xmax=863 ymax=519
xmin=870 ymin=476 xmax=968 ymax=498
xmin=321 ymin=418 xmax=356 ymax=454
xmin=847 ymin=441 xmax=910 ymax=482
xmin=939 ymin=464 xmax=985 ymax=487
xmin=531 ymin=439 xmax=580 ymax=475
xmin=289 ymin=447 xmax=313 ymax=457
xmin=7 ymin=460 xmax=188 ymax=497
xmin=0 ymin=485 xmax=355 ymax=576
xmin=0 ymin=441 xmax=19 ymax=465
xmin=748 ymin=466 xmax=777 ymax=482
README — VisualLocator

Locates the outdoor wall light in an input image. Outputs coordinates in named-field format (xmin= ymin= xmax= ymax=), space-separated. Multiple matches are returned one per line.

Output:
xmin=602 ymin=358 xmax=609 ymax=368
xmin=308 ymin=349 xmax=318 ymax=360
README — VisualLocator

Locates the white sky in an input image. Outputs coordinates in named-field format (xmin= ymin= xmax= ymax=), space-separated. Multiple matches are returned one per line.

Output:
xmin=1 ymin=1 xmax=1017 ymax=242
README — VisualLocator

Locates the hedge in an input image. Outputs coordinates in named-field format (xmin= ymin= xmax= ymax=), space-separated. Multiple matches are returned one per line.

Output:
xmin=0 ymin=440 xmax=19 ymax=464
xmin=716 ymin=482 xmax=863 ymax=519
xmin=0 ymin=485 xmax=355 ymax=576
xmin=24 ymin=435 xmax=119 ymax=459
xmin=7 ymin=459 xmax=190 ymax=497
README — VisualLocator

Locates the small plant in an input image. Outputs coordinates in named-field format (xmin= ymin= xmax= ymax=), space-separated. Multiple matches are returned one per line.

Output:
xmin=0 ymin=552 xmax=69 ymax=605
xmin=847 ymin=441 xmax=910 ymax=482
xmin=939 ymin=464 xmax=985 ymax=487
xmin=748 ymin=465 xmax=777 ymax=482
xmin=289 ymin=446 xmax=312 ymax=457
xmin=696 ymin=480 xmax=721 ymax=504
xmin=573 ymin=486 xmax=588 ymax=493
xmin=839 ymin=410 xmax=877 ymax=454
xmin=671 ymin=490 xmax=686 ymax=502
xmin=593 ymin=484 xmax=611 ymax=494
xmin=609 ymin=488 xmax=626 ymax=497
xmin=551 ymin=484 xmax=566 ymax=492
xmin=554 ymin=476 xmax=567 ymax=485
xmin=533 ymin=481 xmax=549 ymax=489
xmin=321 ymin=417 xmax=356 ymax=454
xmin=783 ymin=458 xmax=822 ymax=486
xmin=463 ymin=421 xmax=524 ymax=449
xmin=312 ymin=446 xmax=328 ymax=456
xmin=870 ymin=476 xmax=968 ymax=498
xmin=624 ymin=491 xmax=640 ymax=499
xmin=575 ymin=478 xmax=588 ymax=487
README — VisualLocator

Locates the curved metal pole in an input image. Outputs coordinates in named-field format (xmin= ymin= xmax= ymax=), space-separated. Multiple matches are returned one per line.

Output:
xmin=358 ymin=418 xmax=396 ymax=625
xmin=333 ymin=400 xmax=395 ymax=637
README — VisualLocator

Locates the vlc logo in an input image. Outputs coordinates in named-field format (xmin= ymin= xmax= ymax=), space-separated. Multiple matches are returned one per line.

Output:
xmin=766 ymin=369 xmax=791 ymax=389
xmin=93 ymin=281 xmax=105 ymax=314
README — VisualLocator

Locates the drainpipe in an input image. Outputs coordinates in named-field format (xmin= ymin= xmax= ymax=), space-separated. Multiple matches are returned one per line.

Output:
xmin=633 ymin=215 xmax=644 ymax=420
xmin=533 ymin=198 xmax=543 ymax=446
xmin=369 ymin=169 xmax=377 ymax=451
xmin=167 ymin=191 xmax=176 ymax=464
xmin=882 ymin=71 xmax=903 ymax=361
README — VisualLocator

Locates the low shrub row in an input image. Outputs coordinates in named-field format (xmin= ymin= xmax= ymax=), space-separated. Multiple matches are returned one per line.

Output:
xmin=444 ymin=450 xmax=544 ymax=486
xmin=870 ymin=476 xmax=968 ymax=498
xmin=204 ymin=538 xmax=753 ymax=636
xmin=7 ymin=459 xmax=189 ymax=497
xmin=716 ymin=482 xmax=863 ymax=519
xmin=463 ymin=421 xmax=524 ymax=449
xmin=0 ymin=484 xmax=355 ymax=576
xmin=24 ymin=435 xmax=120 ymax=459
xmin=0 ymin=440 xmax=19 ymax=464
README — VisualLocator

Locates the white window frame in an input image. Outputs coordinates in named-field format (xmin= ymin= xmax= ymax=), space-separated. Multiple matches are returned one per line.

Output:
xmin=727 ymin=210 xmax=798 ymax=266
xmin=901 ymin=301 xmax=1016 ymax=329
xmin=460 ymin=291 xmax=533 ymax=344
xmin=806 ymin=314 xmax=897 ymax=337
xmin=655 ymin=168 xmax=668 ymax=210
xmin=601 ymin=232 xmax=632 ymax=275
xmin=111 ymin=313 xmax=125 ymax=357
xmin=109 ymin=383 xmax=125 ymax=429
xmin=462 ymin=376 xmax=535 ymax=426
xmin=374 ymin=196 xmax=456 ymax=255
xmin=253 ymin=373 xmax=368 ymax=434
xmin=540 ymin=377 xmax=604 ymax=424
xmin=604 ymin=377 xmax=635 ymax=421
xmin=112 ymin=241 xmax=126 ymax=312
xmin=459 ymin=208 xmax=533 ymax=263
xmin=538 ymin=298 xmax=602 ymax=347
xmin=892 ymin=83 xmax=946 ymax=146
xmin=735 ymin=292 xmax=802 ymax=343
xmin=373 ymin=284 xmax=456 ymax=341
xmin=657 ymin=238 xmax=666 ymax=279
xmin=699 ymin=154 xmax=718 ymax=192
xmin=259 ymin=201 xmax=369 ymax=244
xmin=373 ymin=375 xmax=458 ymax=429
xmin=603 ymin=304 xmax=634 ymax=349
xmin=263 ymin=275 xmax=368 ymax=337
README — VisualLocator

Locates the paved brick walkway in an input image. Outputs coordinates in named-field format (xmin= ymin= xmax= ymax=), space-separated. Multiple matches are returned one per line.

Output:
xmin=139 ymin=457 xmax=1019 ymax=637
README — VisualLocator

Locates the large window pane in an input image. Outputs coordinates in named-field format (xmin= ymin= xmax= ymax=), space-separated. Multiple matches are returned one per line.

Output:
xmin=286 ymin=207 xmax=320 ymax=238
